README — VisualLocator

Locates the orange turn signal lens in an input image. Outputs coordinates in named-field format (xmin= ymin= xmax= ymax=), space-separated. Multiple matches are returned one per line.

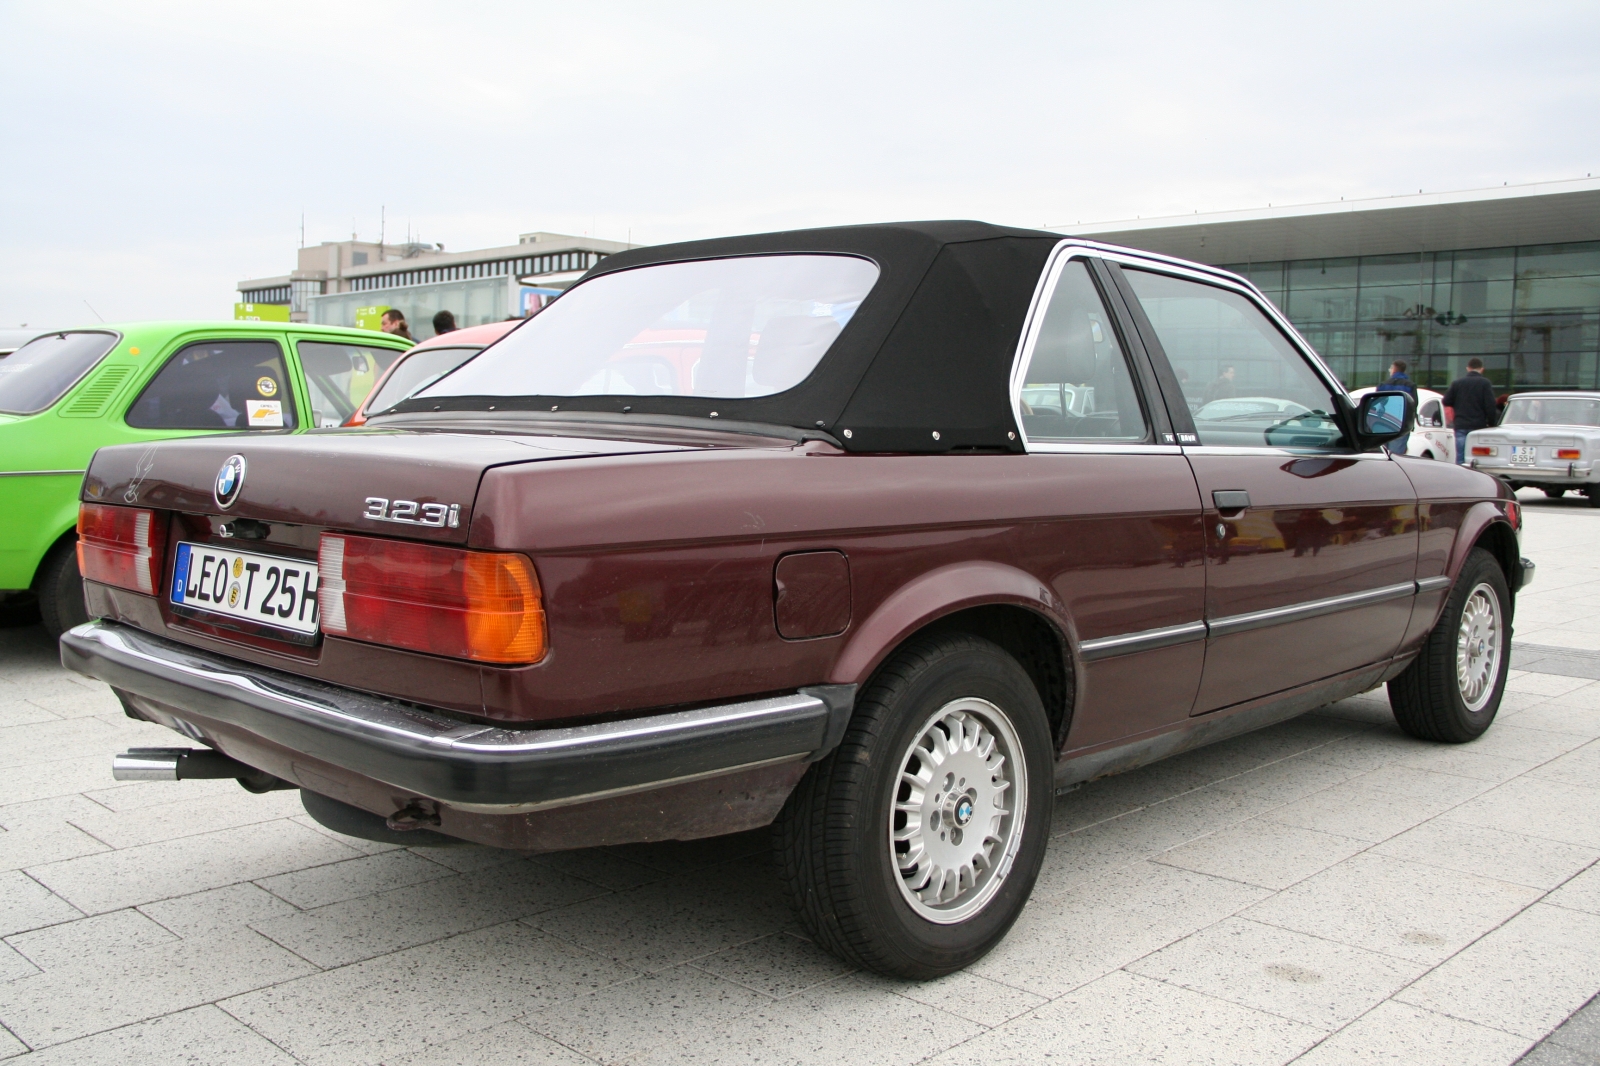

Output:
xmin=1556 ymin=448 xmax=1581 ymax=460
xmin=318 ymin=534 xmax=546 ymax=664
xmin=1471 ymin=446 xmax=1495 ymax=457
xmin=77 ymin=503 xmax=165 ymax=595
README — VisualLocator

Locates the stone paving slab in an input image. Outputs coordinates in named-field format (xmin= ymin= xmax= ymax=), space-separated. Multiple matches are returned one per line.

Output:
xmin=0 ymin=492 xmax=1597 ymax=1064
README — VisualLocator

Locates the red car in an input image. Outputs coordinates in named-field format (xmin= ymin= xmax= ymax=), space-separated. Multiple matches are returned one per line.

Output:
xmin=344 ymin=319 xmax=519 ymax=426
xmin=63 ymin=223 xmax=1527 ymax=978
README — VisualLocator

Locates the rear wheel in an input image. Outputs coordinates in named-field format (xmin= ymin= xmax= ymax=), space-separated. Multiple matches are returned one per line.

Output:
xmin=1388 ymin=548 xmax=1510 ymax=743
xmin=1587 ymin=488 xmax=1600 ymax=508
xmin=38 ymin=538 xmax=88 ymax=640
xmin=773 ymin=632 xmax=1053 ymax=978
xmin=1544 ymin=487 xmax=1566 ymax=498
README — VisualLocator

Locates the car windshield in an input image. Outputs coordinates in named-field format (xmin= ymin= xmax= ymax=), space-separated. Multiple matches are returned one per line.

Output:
xmin=0 ymin=331 xmax=119 ymax=414
xmin=418 ymin=254 xmax=879 ymax=401
xmin=365 ymin=346 xmax=482 ymax=414
xmin=1502 ymin=396 xmax=1600 ymax=427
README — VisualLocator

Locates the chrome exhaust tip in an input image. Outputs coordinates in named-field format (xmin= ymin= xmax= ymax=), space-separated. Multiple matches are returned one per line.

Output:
xmin=111 ymin=747 xmax=292 ymax=791
xmin=112 ymin=748 xmax=186 ymax=781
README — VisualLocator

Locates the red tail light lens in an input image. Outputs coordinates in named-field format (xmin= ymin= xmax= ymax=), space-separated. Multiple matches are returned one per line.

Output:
xmin=318 ymin=534 xmax=546 ymax=663
xmin=1471 ymin=446 xmax=1495 ymax=457
xmin=77 ymin=503 xmax=166 ymax=595
xmin=1556 ymin=448 xmax=1581 ymax=460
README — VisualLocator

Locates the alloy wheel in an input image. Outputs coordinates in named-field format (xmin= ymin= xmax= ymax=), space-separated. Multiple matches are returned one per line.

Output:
xmin=890 ymin=698 xmax=1027 ymax=923
xmin=1456 ymin=582 xmax=1502 ymax=713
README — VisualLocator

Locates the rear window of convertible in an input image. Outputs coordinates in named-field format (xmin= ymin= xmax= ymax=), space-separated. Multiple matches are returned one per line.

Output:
xmin=418 ymin=254 xmax=879 ymax=401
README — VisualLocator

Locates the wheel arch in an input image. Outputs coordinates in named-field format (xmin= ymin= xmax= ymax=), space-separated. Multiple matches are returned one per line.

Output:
xmin=829 ymin=562 xmax=1075 ymax=746
xmin=1450 ymin=501 xmax=1518 ymax=591
xmin=29 ymin=523 xmax=79 ymax=592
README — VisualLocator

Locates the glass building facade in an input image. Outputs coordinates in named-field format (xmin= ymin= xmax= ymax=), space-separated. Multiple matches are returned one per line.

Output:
xmin=1221 ymin=240 xmax=1600 ymax=392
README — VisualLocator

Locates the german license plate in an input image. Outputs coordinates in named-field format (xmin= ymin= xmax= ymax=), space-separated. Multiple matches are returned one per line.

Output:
xmin=170 ymin=542 xmax=320 ymax=635
xmin=1510 ymin=446 xmax=1537 ymax=466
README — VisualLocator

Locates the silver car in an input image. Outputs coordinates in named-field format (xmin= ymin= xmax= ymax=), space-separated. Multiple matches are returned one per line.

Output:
xmin=1467 ymin=391 xmax=1600 ymax=504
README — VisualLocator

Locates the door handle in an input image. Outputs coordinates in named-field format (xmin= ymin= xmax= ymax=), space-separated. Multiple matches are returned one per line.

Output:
xmin=1212 ymin=490 xmax=1251 ymax=515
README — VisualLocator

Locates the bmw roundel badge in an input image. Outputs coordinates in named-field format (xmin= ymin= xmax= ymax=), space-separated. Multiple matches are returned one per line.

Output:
xmin=214 ymin=454 xmax=246 ymax=509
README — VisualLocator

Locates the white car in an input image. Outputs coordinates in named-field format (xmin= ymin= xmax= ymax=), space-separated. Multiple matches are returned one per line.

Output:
xmin=1466 ymin=391 xmax=1600 ymax=505
xmin=1349 ymin=386 xmax=1455 ymax=461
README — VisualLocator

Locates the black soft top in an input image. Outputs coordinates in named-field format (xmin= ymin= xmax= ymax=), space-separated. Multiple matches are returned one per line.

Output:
xmin=403 ymin=220 xmax=1062 ymax=453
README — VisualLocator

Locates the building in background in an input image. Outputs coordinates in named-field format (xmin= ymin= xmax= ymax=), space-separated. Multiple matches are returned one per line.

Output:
xmin=237 ymin=231 xmax=632 ymax=340
xmin=1071 ymin=177 xmax=1600 ymax=393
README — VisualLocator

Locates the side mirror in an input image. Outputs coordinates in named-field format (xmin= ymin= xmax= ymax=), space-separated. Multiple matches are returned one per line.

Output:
xmin=1355 ymin=392 xmax=1414 ymax=451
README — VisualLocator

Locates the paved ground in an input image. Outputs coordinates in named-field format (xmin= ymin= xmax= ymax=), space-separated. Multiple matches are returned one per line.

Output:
xmin=2 ymin=490 xmax=1599 ymax=1066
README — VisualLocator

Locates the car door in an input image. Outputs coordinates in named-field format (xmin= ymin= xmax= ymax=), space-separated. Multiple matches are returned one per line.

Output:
xmin=125 ymin=336 xmax=300 ymax=434
xmin=1016 ymin=253 xmax=1208 ymax=752
xmin=1111 ymin=264 xmax=1419 ymax=715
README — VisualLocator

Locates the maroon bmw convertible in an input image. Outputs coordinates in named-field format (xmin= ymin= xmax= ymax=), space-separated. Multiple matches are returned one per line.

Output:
xmin=62 ymin=222 xmax=1529 ymax=978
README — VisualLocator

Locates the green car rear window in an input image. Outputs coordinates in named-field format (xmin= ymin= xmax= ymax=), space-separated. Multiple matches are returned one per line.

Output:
xmin=0 ymin=331 xmax=120 ymax=414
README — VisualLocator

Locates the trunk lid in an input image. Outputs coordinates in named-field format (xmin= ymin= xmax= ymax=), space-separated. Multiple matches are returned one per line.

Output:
xmin=84 ymin=427 xmax=696 ymax=542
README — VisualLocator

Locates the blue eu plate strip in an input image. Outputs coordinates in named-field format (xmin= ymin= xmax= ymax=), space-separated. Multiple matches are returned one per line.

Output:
xmin=172 ymin=543 xmax=191 ymax=602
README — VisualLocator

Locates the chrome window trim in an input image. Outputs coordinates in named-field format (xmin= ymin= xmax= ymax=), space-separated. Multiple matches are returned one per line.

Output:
xmin=1027 ymin=442 xmax=1183 ymax=456
xmin=1180 ymin=445 xmax=1392 ymax=461
xmin=1081 ymin=244 xmax=1351 ymax=407
xmin=1009 ymin=242 xmax=1157 ymax=453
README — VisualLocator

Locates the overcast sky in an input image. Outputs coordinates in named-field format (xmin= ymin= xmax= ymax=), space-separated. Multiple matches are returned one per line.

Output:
xmin=3 ymin=1 xmax=1598 ymax=327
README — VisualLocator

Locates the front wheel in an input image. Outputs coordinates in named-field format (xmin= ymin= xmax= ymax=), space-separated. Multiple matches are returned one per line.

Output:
xmin=1388 ymin=547 xmax=1510 ymax=743
xmin=773 ymin=632 xmax=1054 ymax=978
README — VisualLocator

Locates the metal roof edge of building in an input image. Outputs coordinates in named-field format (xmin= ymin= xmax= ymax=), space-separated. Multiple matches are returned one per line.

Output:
xmin=1061 ymin=176 xmax=1600 ymax=236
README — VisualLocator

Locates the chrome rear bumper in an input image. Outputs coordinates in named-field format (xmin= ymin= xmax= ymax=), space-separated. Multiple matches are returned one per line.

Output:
xmin=62 ymin=621 xmax=853 ymax=811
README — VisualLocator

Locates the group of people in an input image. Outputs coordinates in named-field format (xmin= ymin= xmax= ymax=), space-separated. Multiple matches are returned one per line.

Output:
xmin=1376 ymin=356 xmax=1499 ymax=464
xmin=376 ymin=308 xmax=458 ymax=342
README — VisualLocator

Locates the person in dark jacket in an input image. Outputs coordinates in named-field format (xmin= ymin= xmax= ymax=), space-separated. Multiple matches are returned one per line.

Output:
xmin=1376 ymin=360 xmax=1418 ymax=455
xmin=1442 ymin=357 xmax=1499 ymax=464
xmin=432 ymin=310 xmax=458 ymax=336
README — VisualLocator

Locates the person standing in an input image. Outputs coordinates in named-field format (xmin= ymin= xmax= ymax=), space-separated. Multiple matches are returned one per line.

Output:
xmin=1376 ymin=359 xmax=1418 ymax=456
xmin=380 ymin=309 xmax=413 ymax=341
xmin=1203 ymin=364 xmax=1236 ymax=405
xmin=1442 ymin=357 xmax=1499 ymax=464
xmin=432 ymin=310 xmax=458 ymax=336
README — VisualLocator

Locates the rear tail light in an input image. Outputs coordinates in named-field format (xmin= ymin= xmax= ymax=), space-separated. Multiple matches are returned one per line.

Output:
xmin=1557 ymin=448 xmax=1582 ymax=460
xmin=1507 ymin=500 xmax=1521 ymax=530
xmin=77 ymin=503 xmax=166 ymax=595
xmin=1471 ymin=445 xmax=1496 ymax=457
xmin=318 ymin=534 xmax=546 ymax=663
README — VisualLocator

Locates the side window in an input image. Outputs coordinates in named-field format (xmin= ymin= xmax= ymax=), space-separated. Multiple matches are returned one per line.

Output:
xmin=297 ymin=341 xmax=406 ymax=428
xmin=1017 ymin=259 xmax=1148 ymax=442
xmin=1123 ymin=269 xmax=1345 ymax=450
xmin=126 ymin=340 xmax=295 ymax=431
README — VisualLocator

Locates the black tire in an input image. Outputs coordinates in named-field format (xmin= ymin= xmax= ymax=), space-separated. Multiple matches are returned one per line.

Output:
xmin=1543 ymin=487 xmax=1566 ymax=498
xmin=37 ymin=538 xmax=88 ymax=640
xmin=1587 ymin=489 xmax=1600 ymax=508
xmin=773 ymin=631 xmax=1054 ymax=978
xmin=1388 ymin=547 xmax=1511 ymax=743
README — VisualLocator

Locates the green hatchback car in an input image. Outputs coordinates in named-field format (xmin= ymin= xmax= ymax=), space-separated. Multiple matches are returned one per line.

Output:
xmin=0 ymin=321 xmax=410 ymax=636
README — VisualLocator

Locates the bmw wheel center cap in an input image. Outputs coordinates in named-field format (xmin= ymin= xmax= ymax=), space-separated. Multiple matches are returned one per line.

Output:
xmin=214 ymin=454 xmax=246 ymax=509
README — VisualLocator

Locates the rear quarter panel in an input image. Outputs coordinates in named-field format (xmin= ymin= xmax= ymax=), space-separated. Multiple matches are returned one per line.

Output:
xmin=471 ymin=443 xmax=1205 ymax=728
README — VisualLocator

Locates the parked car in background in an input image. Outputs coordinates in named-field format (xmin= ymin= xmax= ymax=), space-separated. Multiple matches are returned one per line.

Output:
xmin=1350 ymin=386 xmax=1456 ymax=461
xmin=0 ymin=322 xmax=409 ymax=636
xmin=345 ymin=319 xmax=518 ymax=426
xmin=62 ymin=225 xmax=1526 ymax=979
xmin=1466 ymin=391 xmax=1600 ymax=504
